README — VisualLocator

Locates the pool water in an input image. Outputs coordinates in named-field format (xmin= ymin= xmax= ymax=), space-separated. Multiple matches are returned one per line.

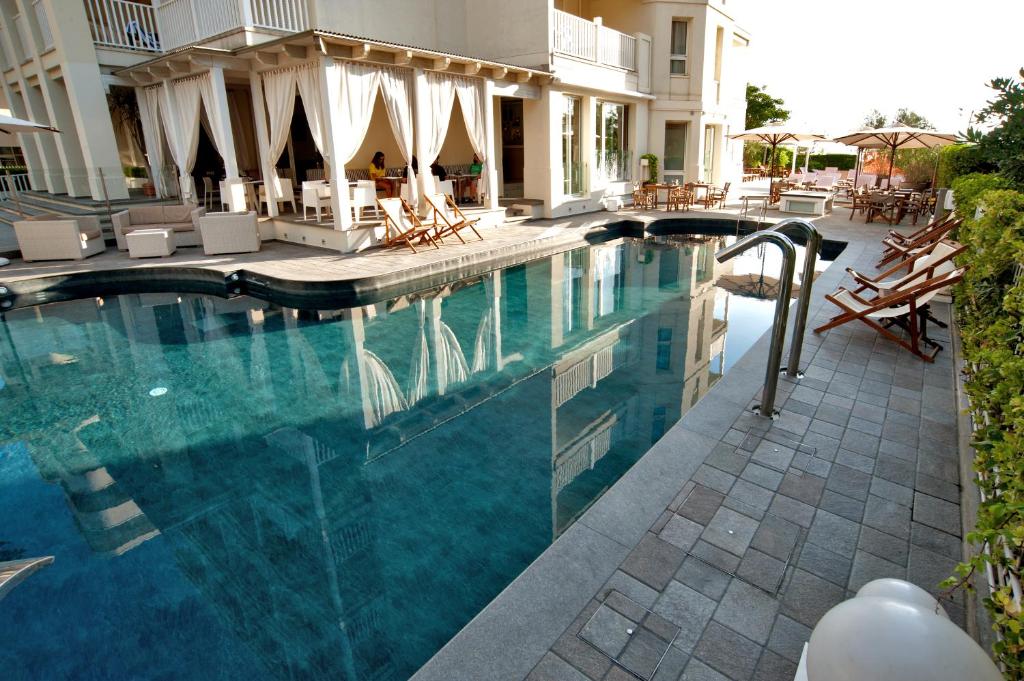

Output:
xmin=0 ymin=235 xmax=834 ymax=680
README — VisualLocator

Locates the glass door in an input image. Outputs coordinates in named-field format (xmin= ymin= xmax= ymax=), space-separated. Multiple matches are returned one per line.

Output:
xmin=562 ymin=96 xmax=583 ymax=195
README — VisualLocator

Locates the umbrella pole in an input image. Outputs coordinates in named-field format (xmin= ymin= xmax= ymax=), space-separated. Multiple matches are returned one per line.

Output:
xmin=853 ymin=148 xmax=861 ymax=188
xmin=886 ymin=143 xmax=897 ymax=188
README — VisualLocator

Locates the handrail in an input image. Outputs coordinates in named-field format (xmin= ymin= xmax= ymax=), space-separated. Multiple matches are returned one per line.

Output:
xmin=716 ymin=231 xmax=797 ymax=417
xmin=769 ymin=218 xmax=822 ymax=378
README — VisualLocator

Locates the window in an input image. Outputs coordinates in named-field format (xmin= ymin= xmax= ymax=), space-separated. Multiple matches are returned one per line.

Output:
xmin=561 ymin=95 xmax=583 ymax=195
xmin=594 ymin=101 xmax=629 ymax=184
xmin=656 ymin=327 xmax=673 ymax=371
xmin=664 ymin=122 xmax=687 ymax=180
xmin=670 ymin=20 xmax=688 ymax=75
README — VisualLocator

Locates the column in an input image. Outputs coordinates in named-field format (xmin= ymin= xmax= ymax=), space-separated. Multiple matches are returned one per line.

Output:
xmin=248 ymin=72 xmax=279 ymax=217
xmin=207 ymin=66 xmax=245 ymax=211
xmin=21 ymin=81 xmax=65 ymax=193
xmin=791 ymin=145 xmax=798 ymax=174
xmin=483 ymin=80 xmax=499 ymax=210
xmin=1 ymin=81 xmax=44 ymax=190
xmin=320 ymin=55 xmax=353 ymax=230
xmin=39 ymin=75 xmax=91 ymax=196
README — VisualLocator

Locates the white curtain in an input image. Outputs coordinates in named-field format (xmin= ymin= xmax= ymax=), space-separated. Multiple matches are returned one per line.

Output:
xmin=138 ymin=86 xmax=165 ymax=197
xmin=437 ymin=321 xmax=469 ymax=392
xmin=417 ymin=72 xmax=456 ymax=199
xmin=329 ymin=61 xmax=381 ymax=165
xmin=379 ymin=66 xmax=417 ymax=208
xmin=197 ymin=74 xmax=233 ymax=170
xmin=295 ymin=64 xmax=328 ymax=162
xmin=406 ymin=299 xmax=430 ymax=404
xmin=161 ymin=78 xmax=202 ymax=201
xmin=262 ymin=68 xmax=298 ymax=184
xmin=454 ymin=75 xmax=487 ymax=198
xmin=362 ymin=349 xmax=408 ymax=427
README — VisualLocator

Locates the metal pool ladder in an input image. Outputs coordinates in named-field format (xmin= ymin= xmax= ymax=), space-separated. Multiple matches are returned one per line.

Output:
xmin=715 ymin=217 xmax=822 ymax=418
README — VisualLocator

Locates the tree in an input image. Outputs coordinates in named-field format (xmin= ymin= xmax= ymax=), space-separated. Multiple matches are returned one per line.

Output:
xmin=893 ymin=108 xmax=933 ymax=129
xmin=973 ymin=68 xmax=1024 ymax=187
xmin=107 ymin=86 xmax=145 ymax=166
xmin=863 ymin=109 xmax=887 ymax=129
xmin=745 ymin=84 xmax=789 ymax=129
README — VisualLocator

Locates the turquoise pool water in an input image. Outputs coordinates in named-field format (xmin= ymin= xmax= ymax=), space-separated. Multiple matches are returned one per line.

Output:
xmin=0 ymin=235 xmax=833 ymax=680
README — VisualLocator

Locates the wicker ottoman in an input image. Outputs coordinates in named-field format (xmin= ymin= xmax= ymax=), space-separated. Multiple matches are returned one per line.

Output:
xmin=126 ymin=228 xmax=176 ymax=258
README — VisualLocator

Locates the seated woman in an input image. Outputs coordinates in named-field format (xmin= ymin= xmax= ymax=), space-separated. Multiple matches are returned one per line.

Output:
xmin=369 ymin=151 xmax=392 ymax=197
xmin=463 ymin=153 xmax=484 ymax=203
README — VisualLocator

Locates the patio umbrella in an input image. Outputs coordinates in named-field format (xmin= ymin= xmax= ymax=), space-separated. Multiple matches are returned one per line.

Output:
xmin=716 ymin=272 xmax=801 ymax=300
xmin=833 ymin=127 xmax=960 ymax=188
xmin=728 ymin=123 xmax=829 ymax=183
xmin=0 ymin=113 xmax=60 ymax=218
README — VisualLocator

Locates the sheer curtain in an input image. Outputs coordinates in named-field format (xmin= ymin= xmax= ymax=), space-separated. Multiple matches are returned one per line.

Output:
xmin=161 ymin=78 xmax=202 ymax=201
xmin=197 ymin=74 xmax=232 ymax=168
xmin=137 ymin=86 xmax=165 ymax=197
xmin=453 ymin=75 xmax=487 ymax=200
xmin=379 ymin=66 xmax=416 ymax=208
xmin=328 ymin=61 xmax=381 ymax=164
xmin=416 ymin=72 xmax=456 ymax=200
xmin=295 ymin=64 xmax=328 ymax=162
xmin=262 ymin=68 xmax=297 ymax=186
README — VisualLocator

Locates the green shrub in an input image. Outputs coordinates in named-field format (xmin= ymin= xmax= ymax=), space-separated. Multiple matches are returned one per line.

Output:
xmin=937 ymin=144 xmax=998 ymax=188
xmin=639 ymin=153 xmax=658 ymax=183
xmin=948 ymin=187 xmax=1024 ymax=678
xmin=805 ymin=153 xmax=857 ymax=171
xmin=952 ymin=173 xmax=1013 ymax=219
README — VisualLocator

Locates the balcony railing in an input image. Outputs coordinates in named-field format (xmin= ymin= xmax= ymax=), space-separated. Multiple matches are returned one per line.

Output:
xmin=552 ymin=9 xmax=636 ymax=71
xmin=86 ymin=0 xmax=161 ymax=52
xmin=156 ymin=0 xmax=308 ymax=52
xmin=33 ymin=0 xmax=53 ymax=51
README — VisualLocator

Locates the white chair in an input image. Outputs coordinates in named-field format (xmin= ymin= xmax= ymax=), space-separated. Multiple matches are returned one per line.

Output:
xmin=202 ymin=176 xmax=215 ymax=210
xmin=858 ymin=173 xmax=877 ymax=189
xmin=351 ymin=180 xmax=379 ymax=221
xmin=218 ymin=180 xmax=231 ymax=211
xmin=198 ymin=211 xmax=261 ymax=255
xmin=438 ymin=179 xmax=455 ymax=198
xmin=260 ymin=177 xmax=297 ymax=214
xmin=816 ymin=175 xmax=837 ymax=190
xmin=302 ymin=181 xmax=331 ymax=222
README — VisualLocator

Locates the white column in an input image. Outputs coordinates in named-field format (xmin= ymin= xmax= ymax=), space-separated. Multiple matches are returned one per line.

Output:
xmin=413 ymin=67 xmax=436 ymax=212
xmin=21 ymin=80 xmax=65 ymax=193
xmin=790 ymin=145 xmax=798 ymax=174
xmin=208 ymin=66 xmax=245 ymax=211
xmin=40 ymin=75 xmax=91 ymax=196
xmin=248 ymin=72 xmax=279 ymax=217
xmin=319 ymin=55 xmax=353 ymax=231
xmin=483 ymin=79 xmax=499 ymax=210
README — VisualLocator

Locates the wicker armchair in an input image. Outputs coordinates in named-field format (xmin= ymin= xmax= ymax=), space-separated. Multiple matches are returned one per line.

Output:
xmin=13 ymin=214 xmax=106 ymax=262
xmin=198 ymin=211 xmax=261 ymax=255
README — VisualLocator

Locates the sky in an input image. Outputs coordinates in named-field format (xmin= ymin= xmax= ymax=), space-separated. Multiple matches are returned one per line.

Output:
xmin=734 ymin=0 xmax=1023 ymax=136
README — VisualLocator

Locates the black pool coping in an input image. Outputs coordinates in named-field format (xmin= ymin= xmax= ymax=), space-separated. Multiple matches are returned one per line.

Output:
xmin=0 ymin=217 xmax=844 ymax=314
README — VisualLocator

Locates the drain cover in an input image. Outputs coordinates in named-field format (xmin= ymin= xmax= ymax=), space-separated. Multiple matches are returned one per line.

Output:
xmin=578 ymin=591 xmax=680 ymax=680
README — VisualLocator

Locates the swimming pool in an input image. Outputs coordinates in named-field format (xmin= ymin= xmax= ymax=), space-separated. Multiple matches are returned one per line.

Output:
xmin=0 ymin=234 xmax=838 ymax=680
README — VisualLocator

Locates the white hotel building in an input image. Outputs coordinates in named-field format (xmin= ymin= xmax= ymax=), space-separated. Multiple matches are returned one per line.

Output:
xmin=0 ymin=0 xmax=750 ymax=251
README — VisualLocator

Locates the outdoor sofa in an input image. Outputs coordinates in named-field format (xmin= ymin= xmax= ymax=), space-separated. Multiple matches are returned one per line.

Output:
xmin=197 ymin=211 xmax=261 ymax=255
xmin=13 ymin=214 xmax=106 ymax=262
xmin=112 ymin=204 xmax=206 ymax=250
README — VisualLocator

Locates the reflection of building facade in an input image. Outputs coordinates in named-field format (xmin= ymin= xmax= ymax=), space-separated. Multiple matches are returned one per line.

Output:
xmin=0 ymin=237 xmax=732 ymax=680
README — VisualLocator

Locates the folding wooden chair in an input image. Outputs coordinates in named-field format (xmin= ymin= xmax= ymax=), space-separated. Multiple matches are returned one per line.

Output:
xmin=424 ymin=192 xmax=482 ymax=244
xmin=848 ymin=239 xmax=964 ymax=295
xmin=813 ymin=267 xmax=965 ymax=361
xmin=377 ymin=197 xmax=439 ymax=253
xmin=876 ymin=217 xmax=961 ymax=268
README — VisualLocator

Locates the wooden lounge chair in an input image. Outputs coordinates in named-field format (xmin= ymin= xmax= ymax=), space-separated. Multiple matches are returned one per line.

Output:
xmin=424 ymin=192 xmax=482 ymax=243
xmin=848 ymin=239 xmax=964 ymax=295
xmin=876 ymin=217 xmax=962 ymax=268
xmin=377 ymin=197 xmax=438 ymax=253
xmin=813 ymin=268 xmax=965 ymax=361
xmin=0 ymin=556 xmax=54 ymax=602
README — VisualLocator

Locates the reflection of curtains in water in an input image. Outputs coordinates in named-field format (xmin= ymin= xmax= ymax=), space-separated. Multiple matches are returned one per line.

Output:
xmin=594 ymin=245 xmax=622 ymax=318
xmin=363 ymin=349 xmax=408 ymax=427
xmin=437 ymin=321 xmax=469 ymax=392
xmin=406 ymin=300 xmax=430 ymax=404
xmin=249 ymin=327 xmax=274 ymax=413
xmin=471 ymin=309 xmax=493 ymax=373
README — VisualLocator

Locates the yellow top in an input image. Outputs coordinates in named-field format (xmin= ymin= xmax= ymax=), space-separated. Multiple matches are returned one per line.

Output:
xmin=368 ymin=164 xmax=386 ymax=180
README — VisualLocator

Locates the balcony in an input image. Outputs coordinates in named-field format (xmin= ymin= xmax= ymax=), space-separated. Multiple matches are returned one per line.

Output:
xmin=552 ymin=9 xmax=636 ymax=71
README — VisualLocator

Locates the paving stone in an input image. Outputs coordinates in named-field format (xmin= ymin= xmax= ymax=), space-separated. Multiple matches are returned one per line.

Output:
xmin=907 ymin=545 xmax=961 ymax=599
xmin=869 ymin=477 xmax=914 ymax=508
xmin=848 ymin=549 xmax=906 ymax=591
xmin=669 ymin=483 xmax=697 ymax=513
xmin=651 ymin=646 xmax=690 ymax=681
xmin=754 ymin=649 xmax=798 ymax=681
xmin=777 ymin=470 xmax=826 ymax=506
xmin=680 ymin=659 xmax=730 ymax=681
xmin=652 ymin=510 xmax=674 ymax=535
xmin=781 ymin=568 xmax=846 ymax=627
xmin=722 ymin=429 xmax=746 ymax=447
xmin=693 ymin=621 xmax=761 ymax=681
xmin=873 ymin=459 xmax=916 ymax=488
xmin=826 ymin=464 xmax=871 ymax=501
xmin=660 ymin=515 xmax=706 ymax=552
xmin=840 ymin=429 xmax=880 ymax=457
xmin=748 ymin=514 xmax=801 ymax=563
xmin=914 ymin=472 xmax=960 ymax=504
xmin=814 ymin=402 xmax=850 ymax=427
xmin=678 ymin=486 xmax=726 ymax=526
xmin=851 ymin=401 xmax=887 ymax=424
xmin=692 ymin=465 xmax=736 ymax=496
xmin=790 ymin=385 xmax=824 ymax=407
xmin=713 ymin=578 xmax=779 ymax=644
xmin=527 ymin=652 xmax=593 ymax=681
xmin=652 ymin=581 xmax=717 ymax=653
xmin=807 ymin=510 xmax=861 ymax=558
xmin=736 ymin=548 xmax=787 ymax=592
xmin=917 ymin=448 xmax=958 ymax=483
xmin=820 ymin=393 xmax=854 ymax=410
xmin=579 ymin=604 xmax=635 ymax=659
xmin=835 ymin=448 xmax=875 ymax=474
xmin=801 ymin=431 xmax=840 ymax=458
xmin=847 ymin=416 xmax=884 ymax=437
xmin=912 ymin=492 xmax=962 ymax=536
xmin=885 ymin=409 xmax=921 ymax=428
xmin=858 ymin=378 xmax=891 ymax=397
xmin=676 ymin=556 xmax=731 ymax=601
xmin=818 ymin=489 xmax=865 ymax=523
xmin=887 ymin=394 xmax=922 ymax=416
xmin=705 ymin=445 xmax=748 ymax=476
xmin=739 ymin=462 xmax=783 ymax=490
xmin=910 ymin=522 xmax=961 ymax=560
xmin=799 ymin=456 xmax=832 ymax=478
xmin=604 ymin=590 xmax=653 ymax=623
xmin=773 ymin=411 xmax=811 ymax=437
xmin=603 ymin=666 xmax=638 ymax=681
xmin=602 ymin=570 xmax=661 ymax=609
xmin=863 ymin=495 xmax=911 ymax=540
xmin=797 ymin=541 xmax=852 ymax=587
xmin=689 ymin=540 xmax=742 ymax=575
xmin=751 ymin=440 xmax=796 ymax=472
xmin=622 ymin=533 xmax=689 ymax=591
xmin=855 ymin=390 xmax=890 ymax=408
xmin=920 ymin=418 xmax=957 ymax=446
xmin=726 ymin=478 xmax=774 ymax=514
xmin=552 ymin=601 xmax=614 ymax=680
xmin=767 ymin=494 xmax=816 ymax=528
xmin=857 ymin=525 xmax=910 ymax=566
xmin=808 ymin=418 xmax=846 ymax=440
xmin=701 ymin=507 xmax=759 ymax=557
xmin=767 ymin=615 xmax=812 ymax=663
xmin=619 ymin=627 xmax=675 ymax=681
xmin=782 ymin=398 xmax=817 ymax=418
xmin=881 ymin=418 xmax=920 ymax=443
xmin=879 ymin=437 xmax=918 ymax=463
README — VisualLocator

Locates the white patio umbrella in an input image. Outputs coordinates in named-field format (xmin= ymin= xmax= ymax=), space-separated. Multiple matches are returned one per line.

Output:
xmin=833 ymin=127 xmax=960 ymax=188
xmin=728 ymin=123 xmax=829 ymax=183
xmin=0 ymin=112 xmax=60 ymax=219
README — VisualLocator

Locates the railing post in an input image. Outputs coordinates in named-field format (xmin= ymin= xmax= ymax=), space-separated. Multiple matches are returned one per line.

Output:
xmin=239 ymin=0 xmax=254 ymax=29
xmin=593 ymin=16 xmax=602 ymax=65
xmin=769 ymin=217 xmax=822 ymax=379
xmin=189 ymin=0 xmax=201 ymax=44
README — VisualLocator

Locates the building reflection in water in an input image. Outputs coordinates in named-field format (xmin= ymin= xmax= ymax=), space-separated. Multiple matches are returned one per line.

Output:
xmin=0 ymin=236 xmax=747 ymax=681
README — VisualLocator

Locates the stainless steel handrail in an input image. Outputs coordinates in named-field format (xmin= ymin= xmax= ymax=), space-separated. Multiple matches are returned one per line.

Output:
xmin=716 ymin=231 xmax=797 ymax=417
xmin=769 ymin=218 xmax=822 ymax=378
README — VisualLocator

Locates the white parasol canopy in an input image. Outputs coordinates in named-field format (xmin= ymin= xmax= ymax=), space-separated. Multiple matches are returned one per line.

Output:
xmin=0 ymin=112 xmax=59 ymax=135
xmin=833 ymin=127 xmax=960 ymax=187
xmin=728 ymin=123 xmax=829 ymax=182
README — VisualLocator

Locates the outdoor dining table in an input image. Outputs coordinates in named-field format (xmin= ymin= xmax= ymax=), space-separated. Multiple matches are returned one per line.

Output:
xmin=449 ymin=174 xmax=477 ymax=203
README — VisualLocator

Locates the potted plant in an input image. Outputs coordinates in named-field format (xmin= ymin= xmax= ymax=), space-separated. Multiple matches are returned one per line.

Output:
xmin=640 ymin=153 xmax=659 ymax=185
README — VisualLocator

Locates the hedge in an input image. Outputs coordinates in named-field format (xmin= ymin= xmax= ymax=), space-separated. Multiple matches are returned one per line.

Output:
xmin=938 ymin=144 xmax=999 ymax=188
xmin=947 ymin=181 xmax=1024 ymax=678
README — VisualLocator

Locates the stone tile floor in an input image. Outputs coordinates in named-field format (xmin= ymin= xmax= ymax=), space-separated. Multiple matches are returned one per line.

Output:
xmin=525 ymin=227 xmax=965 ymax=681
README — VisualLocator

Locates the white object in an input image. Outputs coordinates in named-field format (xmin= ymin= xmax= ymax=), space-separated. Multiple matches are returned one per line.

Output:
xmin=13 ymin=214 xmax=106 ymax=262
xmin=855 ymin=579 xmax=948 ymax=618
xmin=198 ymin=212 xmax=260 ymax=255
xmin=350 ymin=182 xmax=379 ymax=221
xmin=0 ymin=257 xmax=9 ymax=267
xmin=379 ymin=67 xmax=417 ymax=208
xmin=780 ymin=190 xmax=832 ymax=216
xmin=260 ymin=177 xmax=296 ymax=213
xmin=302 ymin=181 xmax=331 ymax=222
xmin=601 ymin=196 xmax=624 ymax=211
xmin=126 ymin=228 xmax=176 ymax=258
